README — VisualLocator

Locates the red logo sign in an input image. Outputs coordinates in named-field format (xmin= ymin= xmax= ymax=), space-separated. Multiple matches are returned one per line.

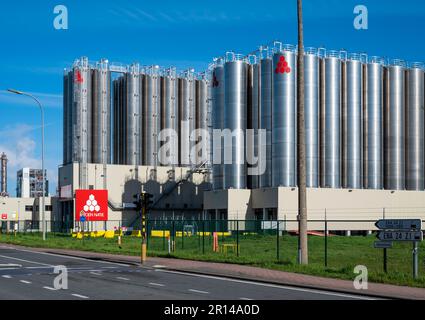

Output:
xmin=1 ymin=214 xmax=7 ymax=220
xmin=75 ymin=70 xmax=84 ymax=83
xmin=75 ymin=190 xmax=108 ymax=221
xmin=275 ymin=55 xmax=291 ymax=74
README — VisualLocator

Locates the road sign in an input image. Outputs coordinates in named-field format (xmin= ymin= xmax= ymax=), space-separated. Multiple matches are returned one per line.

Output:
xmin=1 ymin=213 xmax=7 ymax=220
xmin=374 ymin=241 xmax=393 ymax=249
xmin=375 ymin=219 xmax=421 ymax=231
xmin=377 ymin=231 xmax=423 ymax=241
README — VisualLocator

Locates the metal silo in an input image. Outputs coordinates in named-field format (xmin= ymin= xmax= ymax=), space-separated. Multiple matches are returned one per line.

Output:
xmin=405 ymin=63 xmax=424 ymax=190
xmin=92 ymin=59 xmax=111 ymax=164
xmin=178 ymin=70 xmax=195 ymax=166
xmin=112 ymin=78 xmax=119 ymax=164
xmin=124 ymin=63 xmax=141 ymax=165
xmin=63 ymin=71 xmax=70 ymax=165
xmin=342 ymin=53 xmax=363 ymax=189
xmin=195 ymin=75 xmax=210 ymax=166
xmin=72 ymin=57 xmax=92 ymax=164
xmin=259 ymin=48 xmax=273 ymax=188
xmin=363 ymin=56 xmax=384 ymax=189
xmin=248 ymin=55 xmax=259 ymax=189
xmin=384 ymin=60 xmax=406 ymax=190
xmin=320 ymin=51 xmax=341 ymax=188
xmin=304 ymin=48 xmax=320 ymax=188
xmin=223 ymin=52 xmax=247 ymax=189
xmin=143 ymin=66 xmax=161 ymax=166
xmin=272 ymin=43 xmax=297 ymax=187
xmin=160 ymin=67 xmax=178 ymax=166
xmin=211 ymin=60 xmax=224 ymax=190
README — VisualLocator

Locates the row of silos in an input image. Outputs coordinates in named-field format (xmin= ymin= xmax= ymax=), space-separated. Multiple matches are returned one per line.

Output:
xmin=211 ymin=44 xmax=425 ymax=191
xmin=64 ymin=58 xmax=211 ymax=168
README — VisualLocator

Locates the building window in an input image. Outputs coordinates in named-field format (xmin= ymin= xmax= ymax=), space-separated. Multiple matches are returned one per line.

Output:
xmin=45 ymin=205 xmax=52 ymax=212
xmin=25 ymin=205 xmax=33 ymax=212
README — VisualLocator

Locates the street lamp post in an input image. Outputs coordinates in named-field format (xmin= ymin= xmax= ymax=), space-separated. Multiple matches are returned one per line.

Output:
xmin=7 ymin=89 xmax=46 ymax=241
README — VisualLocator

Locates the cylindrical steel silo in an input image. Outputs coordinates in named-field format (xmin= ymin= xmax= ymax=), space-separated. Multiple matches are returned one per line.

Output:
xmin=160 ymin=68 xmax=179 ymax=166
xmin=63 ymin=72 xmax=69 ymax=165
xmin=363 ymin=57 xmax=384 ymax=189
xmin=320 ymin=51 xmax=341 ymax=188
xmin=72 ymin=57 xmax=92 ymax=164
xmin=384 ymin=60 xmax=406 ymax=190
xmin=258 ymin=50 xmax=273 ymax=188
xmin=304 ymin=48 xmax=320 ymax=188
xmin=248 ymin=58 xmax=259 ymax=189
xmin=405 ymin=63 xmax=424 ymax=190
xmin=272 ymin=44 xmax=297 ymax=187
xmin=124 ymin=64 xmax=141 ymax=165
xmin=143 ymin=66 xmax=161 ymax=166
xmin=112 ymin=78 xmax=119 ymax=164
xmin=342 ymin=53 xmax=363 ymax=189
xmin=195 ymin=75 xmax=210 ymax=166
xmin=92 ymin=59 xmax=111 ymax=164
xmin=178 ymin=71 xmax=195 ymax=166
xmin=211 ymin=62 xmax=225 ymax=190
xmin=223 ymin=53 xmax=247 ymax=189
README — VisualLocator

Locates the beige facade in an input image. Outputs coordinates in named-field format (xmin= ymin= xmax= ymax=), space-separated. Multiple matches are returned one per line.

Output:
xmin=204 ymin=187 xmax=425 ymax=231
xmin=58 ymin=163 xmax=211 ymax=225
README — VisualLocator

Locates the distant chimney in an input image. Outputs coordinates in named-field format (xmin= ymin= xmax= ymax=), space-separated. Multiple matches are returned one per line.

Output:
xmin=1 ymin=152 xmax=8 ymax=196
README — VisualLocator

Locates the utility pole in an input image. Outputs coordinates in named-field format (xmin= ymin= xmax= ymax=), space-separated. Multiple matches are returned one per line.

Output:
xmin=297 ymin=0 xmax=308 ymax=264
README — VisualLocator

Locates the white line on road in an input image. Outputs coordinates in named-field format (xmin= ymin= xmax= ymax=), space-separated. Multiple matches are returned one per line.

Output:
xmin=4 ymin=247 xmax=130 ymax=267
xmin=189 ymin=289 xmax=209 ymax=294
xmin=116 ymin=277 xmax=130 ymax=281
xmin=72 ymin=294 xmax=89 ymax=299
xmin=239 ymin=297 xmax=253 ymax=300
xmin=0 ymin=254 xmax=53 ymax=267
xmin=0 ymin=263 xmax=22 ymax=268
xmin=149 ymin=282 xmax=165 ymax=287
xmin=156 ymin=269 xmax=376 ymax=300
xmin=2 ymin=275 xmax=11 ymax=279
xmin=20 ymin=280 xmax=32 ymax=284
xmin=90 ymin=272 xmax=102 ymax=276
xmin=43 ymin=286 xmax=57 ymax=291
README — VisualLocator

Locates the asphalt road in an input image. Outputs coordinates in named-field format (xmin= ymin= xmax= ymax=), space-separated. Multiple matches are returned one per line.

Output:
xmin=0 ymin=245 xmax=375 ymax=300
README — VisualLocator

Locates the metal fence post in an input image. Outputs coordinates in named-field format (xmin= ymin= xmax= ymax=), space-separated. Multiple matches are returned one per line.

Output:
xmin=146 ymin=219 xmax=149 ymax=250
xmin=276 ymin=220 xmax=280 ymax=261
xmin=171 ymin=220 xmax=175 ymax=252
xmin=182 ymin=219 xmax=184 ymax=250
xmin=383 ymin=248 xmax=388 ymax=273
xmin=236 ymin=220 xmax=239 ymax=257
xmin=325 ymin=214 xmax=328 ymax=267
xmin=202 ymin=220 xmax=205 ymax=254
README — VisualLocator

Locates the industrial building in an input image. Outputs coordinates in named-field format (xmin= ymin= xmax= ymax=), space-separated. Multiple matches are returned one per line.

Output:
xmin=33 ymin=40 xmax=425 ymax=231
xmin=16 ymin=168 xmax=49 ymax=198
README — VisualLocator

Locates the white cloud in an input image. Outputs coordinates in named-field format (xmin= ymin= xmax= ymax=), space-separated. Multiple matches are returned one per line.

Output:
xmin=0 ymin=123 xmax=56 ymax=197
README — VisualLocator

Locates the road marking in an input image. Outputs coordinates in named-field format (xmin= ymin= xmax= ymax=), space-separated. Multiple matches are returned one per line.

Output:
xmin=189 ymin=289 xmax=209 ymax=294
xmin=43 ymin=286 xmax=57 ymax=291
xmin=4 ymin=247 xmax=130 ymax=267
xmin=157 ymin=270 xmax=376 ymax=300
xmin=20 ymin=280 xmax=32 ymax=284
xmin=153 ymin=265 xmax=166 ymax=268
xmin=149 ymin=282 xmax=165 ymax=287
xmin=116 ymin=277 xmax=130 ymax=281
xmin=72 ymin=294 xmax=89 ymax=299
xmin=240 ymin=297 xmax=253 ymax=300
xmin=0 ymin=254 xmax=53 ymax=267
xmin=0 ymin=263 xmax=22 ymax=268
xmin=90 ymin=272 xmax=102 ymax=276
xmin=2 ymin=275 xmax=11 ymax=279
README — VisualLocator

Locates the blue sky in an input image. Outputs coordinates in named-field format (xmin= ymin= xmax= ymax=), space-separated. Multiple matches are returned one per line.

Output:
xmin=0 ymin=0 xmax=424 ymax=196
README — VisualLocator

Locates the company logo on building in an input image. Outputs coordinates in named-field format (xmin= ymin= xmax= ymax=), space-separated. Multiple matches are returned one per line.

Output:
xmin=75 ymin=190 xmax=108 ymax=221
xmin=275 ymin=55 xmax=291 ymax=74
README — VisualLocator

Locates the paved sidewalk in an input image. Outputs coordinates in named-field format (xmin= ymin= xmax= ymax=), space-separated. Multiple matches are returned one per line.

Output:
xmin=3 ymin=244 xmax=425 ymax=299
